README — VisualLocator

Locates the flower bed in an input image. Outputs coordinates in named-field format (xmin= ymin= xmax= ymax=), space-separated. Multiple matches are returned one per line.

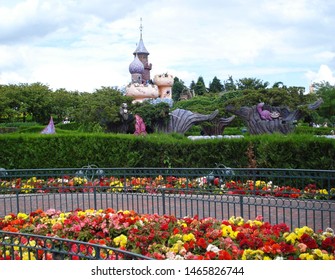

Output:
xmin=1 ymin=208 xmax=334 ymax=260
xmin=1 ymin=175 xmax=334 ymax=200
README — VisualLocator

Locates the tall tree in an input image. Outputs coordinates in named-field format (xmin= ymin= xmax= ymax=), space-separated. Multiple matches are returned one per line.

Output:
xmin=236 ymin=78 xmax=269 ymax=90
xmin=209 ymin=76 xmax=223 ymax=93
xmin=194 ymin=76 xmax=207 ymax=96
xmin=312 ymin=81 xmax=335 ymax=123
xmin=189 ymin=80 xmax=196 ymax=91
xmin=223 ymin=75 xmax=237 ymax=91
xmin=172 ymin=77 xmax=186 ymax=101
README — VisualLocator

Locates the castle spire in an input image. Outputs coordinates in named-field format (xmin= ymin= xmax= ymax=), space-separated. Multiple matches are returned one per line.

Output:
xmin=140 ymin=17 xmax=143 ymax=40
xmin=133 ymin=18 xmax=149 ymax=55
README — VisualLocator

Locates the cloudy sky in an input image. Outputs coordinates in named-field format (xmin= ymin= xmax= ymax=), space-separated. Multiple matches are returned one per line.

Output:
xmin=0 ymin=0 xmax=334 ymax=92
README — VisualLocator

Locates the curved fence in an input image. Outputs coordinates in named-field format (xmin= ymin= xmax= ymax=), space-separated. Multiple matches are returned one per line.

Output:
xmin=0 ymin=230 xmax=153 ymax=260
xmin=1 ymin=167 xmax=335 ymax=232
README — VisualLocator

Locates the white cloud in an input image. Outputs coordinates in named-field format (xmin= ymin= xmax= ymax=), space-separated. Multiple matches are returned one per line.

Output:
xmin=305 ymin=65 xmax=335 ymax=85
xmin=0 ymin=0 xmax=335 ymax=91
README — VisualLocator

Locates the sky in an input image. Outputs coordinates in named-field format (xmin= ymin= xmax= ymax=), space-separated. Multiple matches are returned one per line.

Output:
xmin=0 ymin=0 xmax=335 ymax=93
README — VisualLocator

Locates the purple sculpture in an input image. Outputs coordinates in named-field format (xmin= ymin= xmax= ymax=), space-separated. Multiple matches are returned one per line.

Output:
xmin=134 ymin=114 xmax=147 ymax=135
xmin=41 ymin=116 xmax=56 ymax=134
xmin=257 ymin=102 xmax=274 ymax=121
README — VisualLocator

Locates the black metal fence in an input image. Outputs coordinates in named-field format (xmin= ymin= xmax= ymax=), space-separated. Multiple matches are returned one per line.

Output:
xmin=1 ymin=167 xmax=335 ymax=232
xmin=0 ymin=230 xmax=153 ymax=260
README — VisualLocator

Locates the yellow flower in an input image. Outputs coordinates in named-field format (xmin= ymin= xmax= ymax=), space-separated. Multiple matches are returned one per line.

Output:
xmin=182 ymin=233 xmax=195 ymax=242
xmin=17 ymin=212 xmax=29 ymax=220
xmin=285 ymin=232 xmax=298 ymax=244
xmin=242 ymin=249 xmax=264 ymax=260
xmin=170 ymin=240 xmax=184 ymax=253
xmin=228 ymin=216 xmax=244 ymax=226
xmin=4 ymin=215 xmax=12 ymax=221
xmin=22 ymin=251 xmax=36 ymax=260
xmin=247 ymin=219 xmax=263 ymax=227
xmin=318 ymin=189 xmax=328 ymax=195
xmin=222 ymin=225 xmax=232 ymax=237
xmin=299 ymin=253 xmax=314 ymax=260
xmin=255 ymin=180 xmax=266 ymax=188
xmin=113 ymin=234 xmax=127 ymax=247
xmin=263 ymin=256 xmax=272 ymax=260
xmin=295 ymin=226 xmax=314 ymax=238
xmin=77 ymin=211 xmax=86 ymax=217
xmin=221 ymin=224 xmax=239 ymax=239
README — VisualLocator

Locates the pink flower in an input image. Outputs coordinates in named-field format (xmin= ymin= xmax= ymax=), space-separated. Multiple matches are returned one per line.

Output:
xmin=297 ymin=242 xmax=308 ymax=252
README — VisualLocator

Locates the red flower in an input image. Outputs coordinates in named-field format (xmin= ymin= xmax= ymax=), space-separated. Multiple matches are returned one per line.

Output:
xmin=299 ymin=233 xmax=318 ymax=249
xmin=218 ymin=250 xmax=232 ymax=260
xmin=321 ymin=237 xmax=335 ymax=253
xmin=196 ymin=238 xmax=207 ymax=249
xmin=204 ymin=251 xmax=217 ymax=260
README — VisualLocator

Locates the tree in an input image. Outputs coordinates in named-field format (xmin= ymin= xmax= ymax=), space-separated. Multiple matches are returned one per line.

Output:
xmin=189 ymin=80 xmax=196 ymax=91
xmin=209 ymin=76 xmax=223 ymax=93
xmin=312 ymin=81 xmax=335 ymax=124
xmin=73 ymin=87 xmax=133 ymax=132
xmin=172 ymin=77 xmax=186 ymax=101
xmin=194 ymin=76 xmax=207 ymax=96
xmin=49 ymin=89 xmax=80 ymax=122
xmin=223 ymin=76 xmax=237 ymax=91
xmin=236 ymin=78 xmax=269 ymax=90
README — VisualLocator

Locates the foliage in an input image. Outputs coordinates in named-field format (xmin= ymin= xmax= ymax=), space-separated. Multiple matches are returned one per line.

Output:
xmin=1 ymin=209 xmax=335 ymax=260
xmin=193 ymin=76 xmax=207 ymax=96
xmin=0 ymin=133 xmax=334 ymax=170
xmin=312 ymin=81 xmax=335 ymax=125
xmin=209 ymin=76 xmax=223 ymax=93
xmin=73 ymin=87 xmax=133 ymax=132
xmin=235 ymin=78 xmax=269 ymax=90
xmin=172 ymin=77 xmax=187 ymax=101
xmin=132 ymin=101 xmax=170 ymax=133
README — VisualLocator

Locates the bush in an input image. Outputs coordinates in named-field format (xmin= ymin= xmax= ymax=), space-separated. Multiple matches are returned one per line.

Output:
xmin=0 ymin=133 xmax=334 ymax=170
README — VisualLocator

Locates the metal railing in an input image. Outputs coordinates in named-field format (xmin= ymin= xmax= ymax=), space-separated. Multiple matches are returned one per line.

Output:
xmin=0 ymin=230 xmax=153 ymax=260
xmin=1 ymin=167 xmax=335 ymax=232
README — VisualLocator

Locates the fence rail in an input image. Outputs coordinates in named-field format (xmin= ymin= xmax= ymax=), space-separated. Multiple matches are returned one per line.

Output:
xmin=0 ymin=230 xmax=153 ymax=260
xmin=1 ymin=167 xmax=335 ymax=232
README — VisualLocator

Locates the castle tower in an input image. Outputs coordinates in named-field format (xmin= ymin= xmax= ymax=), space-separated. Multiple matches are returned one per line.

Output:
xmin=129 ymin=53 xmax=144 ymax=84
xmin=133 ymin=18 xmax=152 ymax=83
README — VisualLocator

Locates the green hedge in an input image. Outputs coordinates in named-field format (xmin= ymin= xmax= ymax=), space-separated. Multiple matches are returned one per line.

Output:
xmin=0 ymin=133 xmax=334 ymax=169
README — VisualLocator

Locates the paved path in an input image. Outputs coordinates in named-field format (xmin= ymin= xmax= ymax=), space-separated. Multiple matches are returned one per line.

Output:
xmin=1 ymin=192 xmax=334 ymax=232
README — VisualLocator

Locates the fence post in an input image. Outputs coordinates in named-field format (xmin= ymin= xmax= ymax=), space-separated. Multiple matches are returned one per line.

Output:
xmin=93 ymin=186 xmax=97 ymax=210
xmin=161 ymin=189 xmax=166 ymax=215
xmin=239 ymin=195 xmax=244 ymax=218
xmin=16 ymin=189 xmax=20 ymax=213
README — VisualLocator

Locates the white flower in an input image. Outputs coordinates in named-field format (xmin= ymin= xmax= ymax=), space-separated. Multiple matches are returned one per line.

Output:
xmin=174 ymin=254 xmax=185 ymax=260
xmin=274 ymin=256 xmax=284 ymax=260
xmin=206 ymin=244 xmax=220 ymax=253
xmin=165 ymin=252 xmax=176 ymax=260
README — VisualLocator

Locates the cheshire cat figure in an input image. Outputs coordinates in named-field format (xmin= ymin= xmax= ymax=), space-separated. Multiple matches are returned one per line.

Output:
xmin=257 ymin=102 xmax=273 ymax=121
xmin=225 ymin=98 xmax=323 ymax=134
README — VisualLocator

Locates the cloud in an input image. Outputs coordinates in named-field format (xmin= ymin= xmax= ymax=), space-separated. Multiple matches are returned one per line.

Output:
xmin=306 ymin=65 xmax=335 ymax=85
xmin=1 ymin=0 xmax=335 ymax=92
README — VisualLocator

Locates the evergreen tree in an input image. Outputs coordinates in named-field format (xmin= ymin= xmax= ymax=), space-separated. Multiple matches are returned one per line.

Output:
xmin=223 ymin=75 xmax=237 ymax=91
xmin=194 ymin=76 xmax=207 ymax=96
xmin=209 ymin=76 xmax=223 ymax=93
xmin=172 ymin=77 xmax=186 ymax=101
xmin=190 ymin=80 xmax=196 ymax=91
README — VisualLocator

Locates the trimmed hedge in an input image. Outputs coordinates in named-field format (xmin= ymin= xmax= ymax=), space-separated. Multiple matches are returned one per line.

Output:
xmin=0 ymin=133 xmax=334 ymax=169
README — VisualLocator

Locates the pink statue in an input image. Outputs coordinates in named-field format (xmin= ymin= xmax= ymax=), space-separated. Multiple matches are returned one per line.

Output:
xmin=134 ymin=114 xmax=147 ymax=135
xmin=257 ymin=102 xmax=280 ymax=121
xmin=41 ymin=116 xmax=56 ymax=134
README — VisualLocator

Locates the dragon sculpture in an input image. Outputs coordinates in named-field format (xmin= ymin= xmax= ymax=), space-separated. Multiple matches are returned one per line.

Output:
xmin=226 ymin=98 xmax=323 ymax=135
